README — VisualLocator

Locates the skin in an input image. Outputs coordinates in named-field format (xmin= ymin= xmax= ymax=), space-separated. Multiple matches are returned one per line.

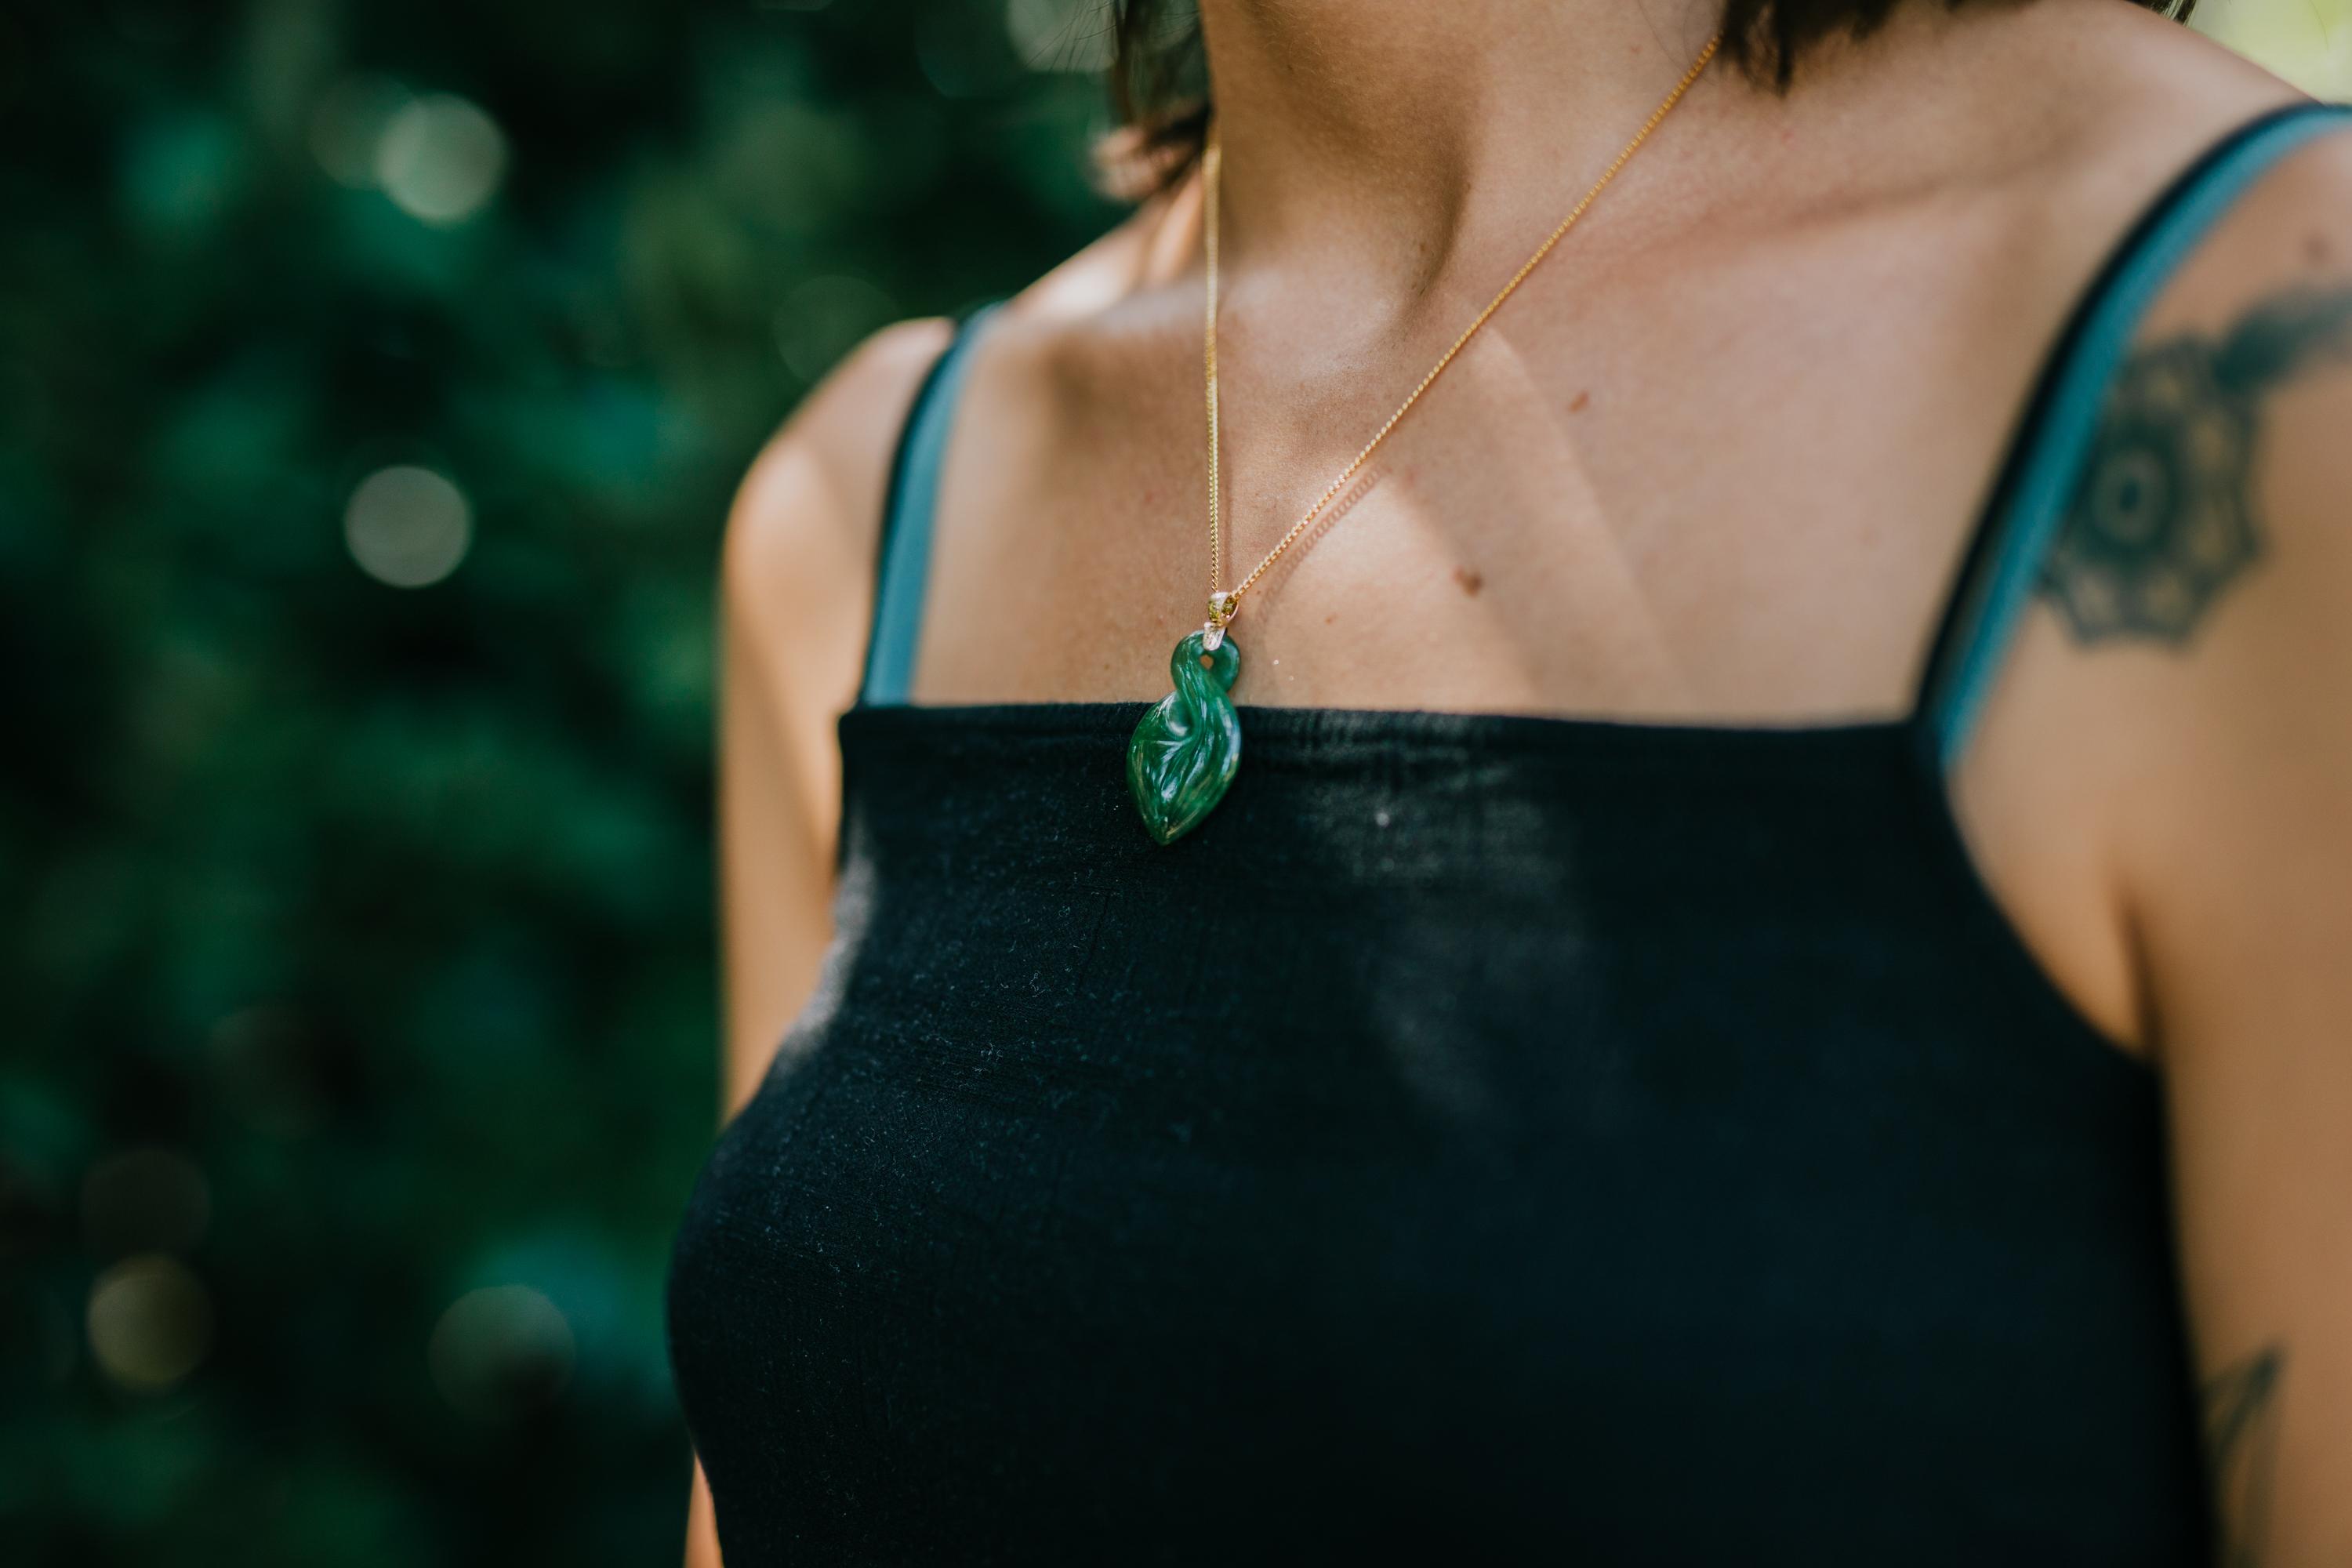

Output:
xmin=691 ymin=0 xmax=2352 ymax=1559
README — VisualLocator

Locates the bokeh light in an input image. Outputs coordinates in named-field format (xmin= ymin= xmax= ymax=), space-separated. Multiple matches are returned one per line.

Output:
xmin=374 ymin=93 xmax=508 ymax=226
xmin=87 ymin=1255 xmax=214 ymax=1394
xmin=428 ymin=1284 xmax=577 ymax=1421
xmin=343 ymin=464 xmax=474 ymax=589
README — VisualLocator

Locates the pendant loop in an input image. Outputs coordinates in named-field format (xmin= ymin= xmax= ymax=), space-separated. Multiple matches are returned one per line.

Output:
xmin=1203 ymin=590 xmax=1238 ymax=652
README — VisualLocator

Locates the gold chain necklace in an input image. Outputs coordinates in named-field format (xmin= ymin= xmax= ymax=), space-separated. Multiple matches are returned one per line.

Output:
xmin=1127 ymin=32 xmax=1722 ymax=845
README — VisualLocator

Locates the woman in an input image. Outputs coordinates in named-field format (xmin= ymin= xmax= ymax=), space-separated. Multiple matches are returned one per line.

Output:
xmin=670 ymin=0 xmax=2352 ymax=1559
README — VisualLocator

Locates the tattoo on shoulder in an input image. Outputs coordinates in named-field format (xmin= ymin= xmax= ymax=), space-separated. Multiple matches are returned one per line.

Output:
xmin=2040 ymin=281 xmax=2352 ymax=647
xmin=2203 ymin=1343 xmax=2286 ymax=1568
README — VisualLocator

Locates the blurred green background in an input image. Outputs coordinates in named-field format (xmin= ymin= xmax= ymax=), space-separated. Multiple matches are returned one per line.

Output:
xmin=0 ymin=2 xmax=2341 ymax=1565
xmin=0 ymin=1 xmax=1120 ymax=1563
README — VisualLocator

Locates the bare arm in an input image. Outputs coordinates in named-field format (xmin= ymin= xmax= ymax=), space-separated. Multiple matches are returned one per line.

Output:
xmin=684 ymin=318 xmax=953 ymax=1566
xmin=2141 ymin=256 xmax=2352 ymax=1566
xmin=2018 ymin=136 xmax=2352 ymax=1565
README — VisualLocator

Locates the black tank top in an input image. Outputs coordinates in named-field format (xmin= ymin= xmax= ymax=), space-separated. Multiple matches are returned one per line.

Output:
xmin=668 ymin=103 xmax=2351 ymax=1563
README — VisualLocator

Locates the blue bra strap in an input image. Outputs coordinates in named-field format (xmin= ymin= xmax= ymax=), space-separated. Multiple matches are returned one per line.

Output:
xmin=1914 ymin=100 xmax=2352 ymax=772
xmin=859 ymin=303 xmax=1004 ymax=707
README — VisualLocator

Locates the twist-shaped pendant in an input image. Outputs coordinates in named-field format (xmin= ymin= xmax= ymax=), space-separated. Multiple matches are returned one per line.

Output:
xmin=1127 ymin=629 xmax=1242 ymax=844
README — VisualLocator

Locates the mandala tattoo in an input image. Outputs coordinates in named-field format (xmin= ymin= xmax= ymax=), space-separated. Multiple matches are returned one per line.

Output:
xmin=2202 ymin=1345 xmax=2285 ymax=1568
xmin=2042 ymin=282 xmax=2352 ymax=645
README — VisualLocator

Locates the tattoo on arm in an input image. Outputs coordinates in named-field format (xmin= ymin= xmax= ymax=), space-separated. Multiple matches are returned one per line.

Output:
xmin=2203 ymin=1344 xmax=2286 ymax=1568
xmin=2040 ymin=281 xmax=2352 ymax=646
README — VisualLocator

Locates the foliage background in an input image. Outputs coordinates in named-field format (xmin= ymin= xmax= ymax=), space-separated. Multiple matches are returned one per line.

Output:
xmin=0 ymin=1 xmax=1119 ymax=1563
xmin=0 ymin=2 xmax=2341 ymax=1565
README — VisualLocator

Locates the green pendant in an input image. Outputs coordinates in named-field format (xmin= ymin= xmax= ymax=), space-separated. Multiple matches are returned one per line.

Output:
xmin=1127 ymin=628 xmax=1242 ymax=844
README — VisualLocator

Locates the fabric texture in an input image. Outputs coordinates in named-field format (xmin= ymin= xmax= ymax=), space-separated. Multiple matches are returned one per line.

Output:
xmin=669 ymin=101 xmax=2352 ymax=1564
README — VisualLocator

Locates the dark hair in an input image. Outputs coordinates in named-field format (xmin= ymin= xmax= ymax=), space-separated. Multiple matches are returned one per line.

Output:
xmin=1101 ymin=0 xmax=2197 ymax=198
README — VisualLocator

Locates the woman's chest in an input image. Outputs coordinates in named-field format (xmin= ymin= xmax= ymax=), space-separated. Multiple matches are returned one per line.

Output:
xmin=670 ymin=774 xmax=2202 ymax=1559
xmin=912 ymin=197 xmax=2075 ymax=725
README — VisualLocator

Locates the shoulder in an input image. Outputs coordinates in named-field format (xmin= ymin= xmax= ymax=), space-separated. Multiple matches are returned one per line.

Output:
xmin=2153 ymin=104 xmax=2352 ymax=310
xmin=722 ymin=315 xmax=953 ymax=688
xmin=724 ymin=197 xmax=1177 ymax=698
xmin=1875 ymin=5 xmax=2342 ymax=1051
xmin=1985 ymin=84 xmax=2352 ymax=1046
xmin=2112 ymin=110 xmax=2352 ymax=793
xmin=1893 ymin=3 xmax=2307 ymax=260
xmin=2026 ymin=48 xmax=2352 ymax=760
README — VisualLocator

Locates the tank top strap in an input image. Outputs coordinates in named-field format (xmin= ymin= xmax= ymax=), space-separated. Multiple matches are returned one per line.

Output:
xmin=1911 ymin=100 xmax=2352 ymax=773
xmin=858 ymin=302 xmax=1006 ymax=708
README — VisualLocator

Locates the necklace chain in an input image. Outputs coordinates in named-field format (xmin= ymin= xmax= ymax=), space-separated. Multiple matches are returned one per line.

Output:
xmin=1200 ymin=31 xmax=1721 ymax=626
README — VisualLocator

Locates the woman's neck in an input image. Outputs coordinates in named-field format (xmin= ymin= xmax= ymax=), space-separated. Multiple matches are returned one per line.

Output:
xmin=1196 ymin=0 xmax=1726 ymax=298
